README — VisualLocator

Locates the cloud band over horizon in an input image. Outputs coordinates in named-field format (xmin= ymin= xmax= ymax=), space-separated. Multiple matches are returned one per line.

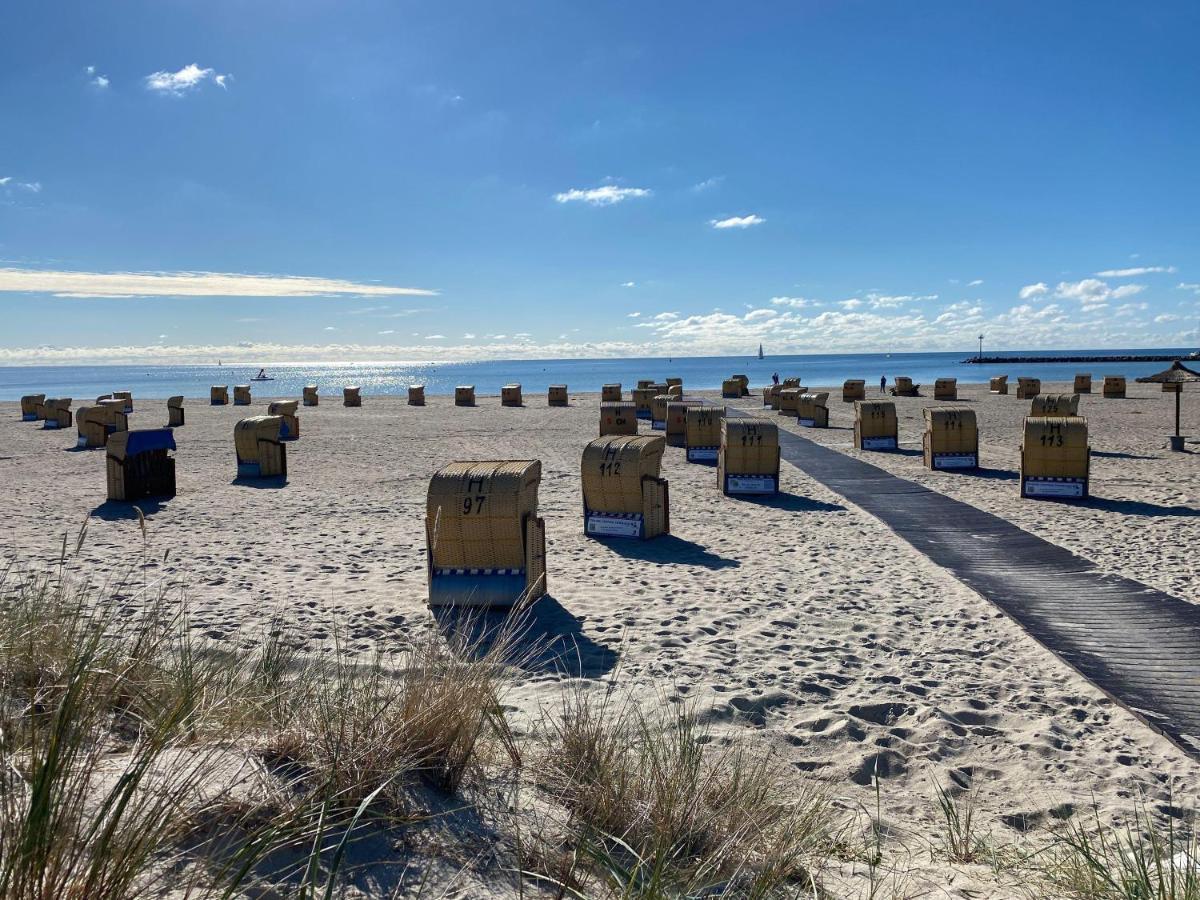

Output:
xmin=0 ymin=268 xmax=437 ymax=299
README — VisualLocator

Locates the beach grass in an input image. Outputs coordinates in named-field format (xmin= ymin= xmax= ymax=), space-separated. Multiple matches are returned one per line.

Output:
xmin=532 ymin=684 xmax=831 ymax=896
xmin=1041 ymin=800 xmax=1199 ymax=900
xmin=1 ymin=537 xmax=1197 ymax=898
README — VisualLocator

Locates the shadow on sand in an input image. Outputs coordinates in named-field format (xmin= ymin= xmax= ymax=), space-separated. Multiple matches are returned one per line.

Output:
xmin=434 ymin=593 xmax=618 ymax=678
xmin=230 ymin=476 xmax=289 ymax=489
xmin=90 ymin=498 xmax=173 ymax=520
xmin=961 ymin=466 xmax=1019 ymax=481
xmin=1092 ymin=450 xmax=1160 ymax=461
xmin=729 ymin=492 xmax=845 ymax=513
xmin=596 ymin=533 xmax=740 ymax=570
xmin=1082 ymin=497 xmax=1200 ymax=517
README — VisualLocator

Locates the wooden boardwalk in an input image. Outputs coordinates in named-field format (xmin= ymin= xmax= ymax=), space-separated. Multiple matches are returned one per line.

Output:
xmin=775 ymin=428 xmax=1200 ymax=757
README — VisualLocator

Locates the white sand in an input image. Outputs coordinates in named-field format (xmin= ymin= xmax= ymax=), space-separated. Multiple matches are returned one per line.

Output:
xmin=2 ymin=383 xmax=1198 ymax=896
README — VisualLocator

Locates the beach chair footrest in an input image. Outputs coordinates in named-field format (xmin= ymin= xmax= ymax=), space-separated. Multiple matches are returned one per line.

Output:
xmin=585 ymin=511 xmax=644 ymax=539
xmin=859 ymin=436 xmax=898 ymax=451
xmin=723 ymin=474 xmax=777 ymax=495
xmin=427 ymin=570 xmax=528 ymax=608
xmin=931 ymin=452 xmax=978 ymax=470
xmin=1022 ymin=476 xmax=1087 ymax=499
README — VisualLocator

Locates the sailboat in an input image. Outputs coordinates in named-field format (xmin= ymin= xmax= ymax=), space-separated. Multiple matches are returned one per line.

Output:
xmin=757 ymin=343 xmax=764 ymax=360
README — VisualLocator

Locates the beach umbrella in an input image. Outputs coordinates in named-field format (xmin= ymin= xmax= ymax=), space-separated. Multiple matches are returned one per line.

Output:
xmin=1135 ymin=360 xmax=1200 ymax=451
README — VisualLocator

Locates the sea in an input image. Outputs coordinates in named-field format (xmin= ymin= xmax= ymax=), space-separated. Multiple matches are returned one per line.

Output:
xmin=1 ymin=349 xmax=1196 ymax=401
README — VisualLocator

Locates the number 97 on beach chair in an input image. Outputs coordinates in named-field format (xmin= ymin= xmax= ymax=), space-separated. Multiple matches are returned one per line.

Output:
xmin=425 ymin=461 xmax=547 ymax=608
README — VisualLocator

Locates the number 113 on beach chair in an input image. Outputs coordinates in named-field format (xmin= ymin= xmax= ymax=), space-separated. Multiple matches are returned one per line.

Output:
xmin=1020 ymin=416 xmax=1090 ymax=499
xmin=425 ymin=461 xmax=547 ymax=608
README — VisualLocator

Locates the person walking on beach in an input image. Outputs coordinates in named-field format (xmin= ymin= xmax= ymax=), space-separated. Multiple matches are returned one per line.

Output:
xmin=880 ymin=375 xmax=887 ymax=394
xmin=772 ymin=372 xmax=780 ymax=385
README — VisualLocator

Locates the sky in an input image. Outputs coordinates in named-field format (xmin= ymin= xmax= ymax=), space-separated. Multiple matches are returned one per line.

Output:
xmin=2 ymin=0 xmax=1199 ymax=365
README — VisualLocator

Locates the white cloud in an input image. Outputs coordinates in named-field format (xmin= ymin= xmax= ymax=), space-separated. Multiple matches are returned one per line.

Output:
xmin=1155 ymin=314 xmax=1180 ymax=323
xmin=744 ymin=308 xmax=777 ymax=321
xmin=86 ymin=66 xmax=110 ymax=88
xmin=1054 ymin=278 xmax=1143 ymax=303
xmin=1094 ymin=266 xmax=1176 ymax=277
xmin=0 ymin=267 xmax=435 ymax=298
xmin=378 ymin=329 xmax=395 ymax=335
xmin=463 ymin=333 xmax=476 ymax=339
xmin=3 ymin=293 xmax=1191 ymax=367
xmin=866 ymin=292 xmax=936 ymax=309
xmin=1177 ymin=283 xmax=1200 ymax=295
xmin=1022 ymin=277 xmax=1146 ymax=306
xmin=214 ymin=74 xmax=230 ymax=89
xmin=144 ymin=63 xmax=230 ymax=95
xmin=770 ymin=296 xmax=820 ymax=309
xmin=968 ymin=279 xmax=983 ymax=286
xmin=1 ymin=178 xmax=41 ymax=193
xmin=324 ymin=326 xmax=337 ymax=331
xmin=1000 ymin=303 xmax=1064 ymax=323
xmin=933 ymin=301 xmax=985 ymax=325
xmin=553 ymin=185 xmax=651 ymax=206
xmin=710 ymin=214 xmax=764 ymax=229
xmin=425 ymin=334 xmax=445 ymax=339
xmin=627 ymin=312 xmax=641 ymax=318
xmin=620 ymin=281 xmax=635 ymax=288
xmin=690 ymin=176 xmax=724 ymax=192
xmin=840 ymin=298 xmax=864 ymax=310
xmin=652 ymin=311 xmax=678 ymax=320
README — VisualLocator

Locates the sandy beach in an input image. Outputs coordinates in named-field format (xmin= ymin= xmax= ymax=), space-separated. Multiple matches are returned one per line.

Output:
xmin=2 ymin=383 xmax=1198 ymax=896
xmin=777 ymin=380 xmax=1200 ymax=601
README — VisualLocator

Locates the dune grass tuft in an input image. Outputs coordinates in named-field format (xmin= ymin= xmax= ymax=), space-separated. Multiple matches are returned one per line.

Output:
xmin=534 ymin=685 xmax=831 ymax=897
xmin=1041 ymin=800 xmax=1199 ymax=900
xmin=0 ymin=552 xmax=522 ymax=898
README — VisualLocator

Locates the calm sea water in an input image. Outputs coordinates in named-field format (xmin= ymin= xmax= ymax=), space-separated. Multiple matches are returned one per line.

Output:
xmin=1 ymin=349 xmax=1196 ymax=401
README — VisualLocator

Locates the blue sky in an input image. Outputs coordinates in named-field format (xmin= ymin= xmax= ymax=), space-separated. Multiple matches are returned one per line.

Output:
xmin=2 ymin=0 xmax=1198 ymax=364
